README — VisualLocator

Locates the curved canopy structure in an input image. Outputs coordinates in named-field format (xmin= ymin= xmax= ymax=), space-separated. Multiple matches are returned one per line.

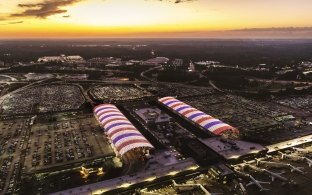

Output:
xmin=94 ymin=104 xmax=153 ymax=156
xmin=159 ymin=97 xmax=239 ymax=136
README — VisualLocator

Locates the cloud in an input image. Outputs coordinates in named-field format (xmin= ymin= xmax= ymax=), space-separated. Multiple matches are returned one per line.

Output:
xmin=0 ymin=21 xmax=24 ymax=25
xmin=174 ymin=0 xmax=196 ymax=3
xmin=18 ymin=3 xmax=44 ymax=8
xmin=149 ymin=0 xmax=197 ymax=3
xmin=235 ymin=27 xmax=312 ymax=32
xmin=8 ymin=0 xmax=195 ymax=20
xmin=8 ymin=21 xmax=24 ymax=24
xmin=11 ymin=0 xmax=83 ymax=18
xmin=204 ymin=27 xmax=312 ymax=39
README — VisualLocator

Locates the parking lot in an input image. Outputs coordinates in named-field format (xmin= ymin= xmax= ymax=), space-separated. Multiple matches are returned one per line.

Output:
xmin=90 ymin=85 xmax=153 ymax=102
xmin=181 ymin=95 xmax=281 ymax=137
xmin=0 ymin=118 xmax=31 ymax=194
xmin=276 ymin=95 xmax=312 ymax=111
xmin=143 ymin=84 xmax=216 ymax=98
xmin=0 ymin=84 xmax=85 ymax=115
xmin=0 ymin=116 xmax=115 ymax=194
xmin=24 ymin=116 xmax=114 ymax=173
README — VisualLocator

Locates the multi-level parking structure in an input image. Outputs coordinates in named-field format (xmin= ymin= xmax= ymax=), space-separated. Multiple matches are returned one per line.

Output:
xmin=159 ymin=97 xmax=239 ymax=136
xmin=93 ymin=104 xmax=154 ymax=157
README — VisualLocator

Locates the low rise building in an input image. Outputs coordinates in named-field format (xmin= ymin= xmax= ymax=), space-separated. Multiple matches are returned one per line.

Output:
xmin=38 ymin=55 xmax=85 ymax=64
xmin=144 ymin=57 xmax=169 ymax=66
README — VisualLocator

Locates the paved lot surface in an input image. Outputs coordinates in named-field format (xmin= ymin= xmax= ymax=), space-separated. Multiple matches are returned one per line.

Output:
xmin=24 ymin=116 xmax=114 ymax=173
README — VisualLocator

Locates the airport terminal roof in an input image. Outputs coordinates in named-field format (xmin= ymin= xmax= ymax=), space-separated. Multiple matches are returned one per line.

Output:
xmin=94 ymin=104 xmax=153 ymax=156
xmin=159 ymin=97 xmax=239 ymax=136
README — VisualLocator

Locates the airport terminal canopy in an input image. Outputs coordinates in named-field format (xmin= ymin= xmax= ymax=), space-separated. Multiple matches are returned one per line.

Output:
xmin=159 ymin=97 xmax=239 ymax=136
xmin=94 ymin=104 xmax=154 ymax=156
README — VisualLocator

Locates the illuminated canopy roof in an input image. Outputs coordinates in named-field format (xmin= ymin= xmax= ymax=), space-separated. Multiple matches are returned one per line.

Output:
xmin=159 ymin=97 xmax=239 ymax=135
xmin=94 ymin=104 xmax=153 ymax=156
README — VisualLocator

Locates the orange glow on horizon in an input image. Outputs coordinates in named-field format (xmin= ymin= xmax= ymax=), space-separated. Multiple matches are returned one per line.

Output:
xmin=0 ymin=0 xmax=312 ymax=38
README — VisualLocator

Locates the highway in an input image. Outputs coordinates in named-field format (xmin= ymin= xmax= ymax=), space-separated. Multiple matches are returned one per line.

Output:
xmin=247 ymin=77 xmax=312 ymax=86
xmin=208 ymin=80 xmax=224 ymax=92
xmin=140 ymin=65 xmax=163 ymax=82
xmin=0 ymin=74 xmax=18 ymax=81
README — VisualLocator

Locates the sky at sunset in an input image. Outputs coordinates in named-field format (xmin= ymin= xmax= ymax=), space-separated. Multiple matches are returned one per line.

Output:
xmin=0 ymin=0 xmax=312 ymax=38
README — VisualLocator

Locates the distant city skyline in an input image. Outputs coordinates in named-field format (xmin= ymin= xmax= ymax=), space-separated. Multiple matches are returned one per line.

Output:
xmin=1 ymin=0 xmax=312 ymax=39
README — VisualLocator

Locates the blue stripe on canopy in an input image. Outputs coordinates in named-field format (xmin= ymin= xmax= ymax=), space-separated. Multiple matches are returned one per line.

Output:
xmin=112 ymin=133 xmax=143 ymax=144
xmin=106 ymin=122 xmax=133 ymax=131
xmin=204 ymin=121 xmax=223 ymax=129
xmin=99 ymin=114 xmax=125 ymax=123
xmin=165 ymin=100 xmax=180 ymax=106
xmin=175 ymin=105 xmax=191 ymax=112
xmin=95 ymin=106 xmax=117 ymax=114
xmin=188 ymin=112 xmax=206 ymax=120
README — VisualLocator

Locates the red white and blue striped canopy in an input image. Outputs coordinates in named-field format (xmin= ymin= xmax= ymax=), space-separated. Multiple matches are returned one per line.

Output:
xmin=159 ymin=97 xmax=239 ymax=135
xmin=94 ymin=104 xmax=153 ymax=156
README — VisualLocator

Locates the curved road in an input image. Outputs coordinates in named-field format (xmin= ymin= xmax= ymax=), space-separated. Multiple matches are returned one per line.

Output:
xmin=0 ymin=74 xmax=18 ymax=81
xmin=140 ymin=65 xmax=163 ymax=82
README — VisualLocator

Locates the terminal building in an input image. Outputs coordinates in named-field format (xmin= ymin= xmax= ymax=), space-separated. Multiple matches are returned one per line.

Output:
xmin=93 ymin=104 xmax=154 ymax=158
xmin=158 ymin=97 xmax=239 ymax=137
